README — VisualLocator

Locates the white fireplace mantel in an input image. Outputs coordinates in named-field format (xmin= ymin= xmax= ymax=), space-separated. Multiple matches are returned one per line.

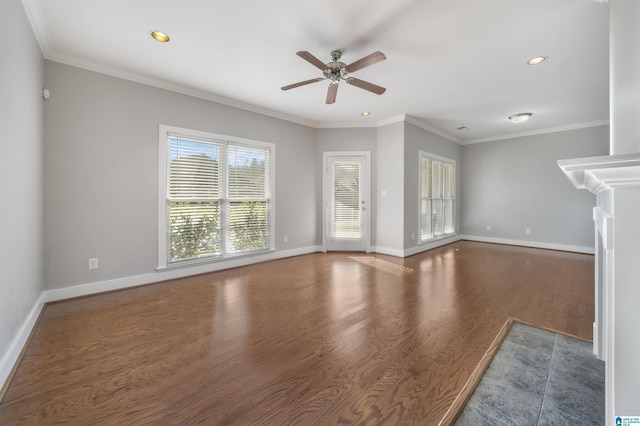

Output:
xmin=558 ymin=151 xmax=640 ymax=419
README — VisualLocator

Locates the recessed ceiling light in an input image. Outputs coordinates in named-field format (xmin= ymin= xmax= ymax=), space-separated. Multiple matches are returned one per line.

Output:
xmin=361 ymin=112 xmax=370 ymax=116
xmin=150 ymin=31 xmax=170 ymax=43
xmin=527 ymin=56 xmax=547 ymax=65
xmin=508 ymin=112 xmax=533 ymax=123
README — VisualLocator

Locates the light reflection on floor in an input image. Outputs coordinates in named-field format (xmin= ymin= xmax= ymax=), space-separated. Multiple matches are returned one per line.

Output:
xmin=349 ymin=256 xmax=414 ymax=275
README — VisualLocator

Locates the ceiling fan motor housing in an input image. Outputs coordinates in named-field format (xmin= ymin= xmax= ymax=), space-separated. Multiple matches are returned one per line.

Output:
xmin=324 ymin=50 xmax=347 ymax=82
xmin=324 ymin=62 xmax=347 ymax=81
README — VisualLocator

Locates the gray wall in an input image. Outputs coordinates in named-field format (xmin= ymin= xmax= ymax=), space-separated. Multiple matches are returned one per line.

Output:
xmin=461 ymin=125 xmax=609 ymax=249
xmin=404 ymin=122 xmax=462 ymax=250
xmin=611 ymin=0 xmax=640 ymax=155
xmin=44 ymin=61 xmax=317 ymax=290
xmin=375 ymin=122 xmax=405 ymax=253
xmin=0 ymin=0 xmax=45 ymax=373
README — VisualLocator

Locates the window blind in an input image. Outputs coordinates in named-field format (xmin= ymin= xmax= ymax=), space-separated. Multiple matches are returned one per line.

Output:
xmin=227 ymin=144 xmax=271 ymax=253
xmin=419 ymin=153 xmax=456 ymax=243
xmin=420 ymin=157 xmax=434 ymax=240
xmin=162 ymin=130 xmax=273 ymax=265
xmin=168 ymin=136 xmax=222 ymax=262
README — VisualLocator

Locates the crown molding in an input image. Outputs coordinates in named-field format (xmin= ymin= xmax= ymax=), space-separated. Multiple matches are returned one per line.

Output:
xmin=404 ymin=115 xmax=462 ymax=144
xmin=21 ymin=0 xmax=51 ymax=53
xmin=40 ymin=53 xmax=615 ymax=143
xmin=23 ymin=0 xmax=610 ymax=142
xmin=49 ymin=53 xmax=321 ymax=129
xmin=21 ymin=0 xmax=319 ymax=129
xmin=462 ymin=119 xmax=610 ymax=145
xmin=315 ymin=120 xmax=379 ymax=129
xmin=376 ymin=114 xmax=407 ymax=127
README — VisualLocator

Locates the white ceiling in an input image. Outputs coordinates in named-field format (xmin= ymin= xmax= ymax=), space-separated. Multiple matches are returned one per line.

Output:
xmin=24 ymin=0 xmax=610 ymax=144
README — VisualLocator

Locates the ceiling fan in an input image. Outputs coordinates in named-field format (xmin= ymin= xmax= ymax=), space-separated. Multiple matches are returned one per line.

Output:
xmin=281 ymin=50 xmax=387 ymax=104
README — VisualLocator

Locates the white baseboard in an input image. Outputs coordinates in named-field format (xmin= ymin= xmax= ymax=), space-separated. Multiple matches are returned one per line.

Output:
xmin=42 ymin=236 xmax=591 ymax=303
xmin=2 ymin=246 xmax=321 ymax=394
xmin=0 ymin=292 xmax=45 ymax=394
xmin=403 ymin=235 xmax=462 ymax=257
xmin=1 ymin=237 xmax=592 ymax=393
xmin=459 ymin=235 xmax=595 ymax=254
xmin=370 ymin=246 xmax=405 ymax=257
xmin=372 ymin=235 xmax=463 ymax=258
xmin=44 ymin=245 xmax=322 ymax=303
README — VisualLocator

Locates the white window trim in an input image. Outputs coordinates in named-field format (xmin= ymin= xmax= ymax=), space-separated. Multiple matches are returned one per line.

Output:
xmin=158 ymin=124 xmax=275 ymax=269
xmin=418 ymin=150 xmax=456 ymax=244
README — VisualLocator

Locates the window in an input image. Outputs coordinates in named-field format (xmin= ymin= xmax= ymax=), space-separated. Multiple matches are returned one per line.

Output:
xmin=158 ymin=125 xmax=274 ymax=267
xmin=419 ymin=152 xmax=455 ymax=242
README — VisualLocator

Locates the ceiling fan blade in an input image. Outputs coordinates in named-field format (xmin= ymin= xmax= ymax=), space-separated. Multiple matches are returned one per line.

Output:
xmin=345 ymin=77 xmax=386 ymax=95
xmin=281 ymin=78 xmax=325 ymax=91
xmin=344 ymin=51 xmax=386 ymax=73
xmin=326 ymin=83 xmax=338 ymax=104
xmin=296 ymin=51 xmax=328 ymax=71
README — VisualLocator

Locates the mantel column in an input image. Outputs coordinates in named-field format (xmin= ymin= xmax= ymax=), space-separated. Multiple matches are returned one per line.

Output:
xmin=559 ymin=152 xmax=640 ymax=420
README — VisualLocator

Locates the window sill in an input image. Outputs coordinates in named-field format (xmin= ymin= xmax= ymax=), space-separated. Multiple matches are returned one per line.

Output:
xmin=157 ymin=248 xmax=276 ymax=271
xmin=419 ymin=233 xmax=457 ymax=245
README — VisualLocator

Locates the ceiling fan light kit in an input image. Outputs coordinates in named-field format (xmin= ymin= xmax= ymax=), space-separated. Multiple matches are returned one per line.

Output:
xmin=282 ymin=49 xmax=387 ymax=104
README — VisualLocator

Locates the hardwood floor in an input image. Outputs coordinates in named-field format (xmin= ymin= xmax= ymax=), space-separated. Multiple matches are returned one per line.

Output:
xmin=0 ymin=241 xmax=594 ymax=425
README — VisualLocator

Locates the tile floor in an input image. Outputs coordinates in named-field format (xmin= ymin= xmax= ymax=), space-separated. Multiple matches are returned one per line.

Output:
xmin=456 ymin=322 xmax=605 ymax=425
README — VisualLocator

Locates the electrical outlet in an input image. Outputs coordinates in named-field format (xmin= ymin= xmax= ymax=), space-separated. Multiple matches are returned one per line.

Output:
xmin=486 ymin=225 xmax=491 ymax=232
xmin=283 ymin=235 xmax=288 ymax=243
xmin=526 ymin=228 xmax=532 ymax=235
xmin=89 ymin=258 xmax=99 ymax=270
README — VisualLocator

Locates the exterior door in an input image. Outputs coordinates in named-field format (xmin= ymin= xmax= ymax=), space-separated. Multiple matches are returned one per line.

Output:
xmin=324 ymin=153 xmax=369 ymax=251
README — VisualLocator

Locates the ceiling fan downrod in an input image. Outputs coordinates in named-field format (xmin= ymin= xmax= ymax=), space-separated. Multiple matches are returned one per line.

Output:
xmin=325 ymin=50 xmax=346 ymax=82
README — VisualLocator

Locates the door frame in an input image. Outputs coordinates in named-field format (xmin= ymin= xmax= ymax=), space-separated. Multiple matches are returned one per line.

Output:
xmin=322 ymin=151 xmax=371 ymax=253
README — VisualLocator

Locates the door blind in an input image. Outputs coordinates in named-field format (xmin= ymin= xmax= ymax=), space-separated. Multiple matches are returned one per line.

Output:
xmin=332 ymin=161 xmax=361 ymax=238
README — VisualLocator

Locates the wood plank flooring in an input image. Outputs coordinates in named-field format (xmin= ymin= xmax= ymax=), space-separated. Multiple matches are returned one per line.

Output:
xmin=0 ymin=241 xmax=594 ymax=425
